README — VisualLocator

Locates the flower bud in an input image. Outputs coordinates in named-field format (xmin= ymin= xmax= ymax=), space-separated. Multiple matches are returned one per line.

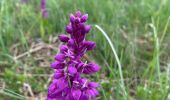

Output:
xmin=59 ymin=45 xmax=68 ymax=53
xmin=71 ymin=88 xmax=81 ymax=100
xmin=55 ymin=54 xmax=66 ymax=62
xmin=83 ymin=63 xmax=100 ymax=74
xmin=81 ymin=14 xmax=88 ymax=22
xmin=84 ymin=41 xmax=96 ymax=50
xmin=75 ymin=11 xmax=81 ymax=17
xmin=66 ymin=25 xmax=73 ymax=34
xmin=51 ymin=61 xmax=65 ymax=69
xmin=54 ymin=70 xmax=64 ymax=79
xmin=58 ymin=34 xmax=69 ymax=42
xmin=84 ymin=25 xmax=91 ymax=33
xmin=70 ymin=14 xmax=76 ymax=23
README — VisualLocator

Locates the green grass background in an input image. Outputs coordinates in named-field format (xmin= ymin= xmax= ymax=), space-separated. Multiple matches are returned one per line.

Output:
xmin=0 ymin=0 xmax=170 ymax=99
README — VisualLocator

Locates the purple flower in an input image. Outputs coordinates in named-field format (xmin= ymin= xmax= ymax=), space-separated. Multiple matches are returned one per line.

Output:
xmin=50 ymin=61 xmax=65 ymax=69
xmin=81 ymin=14 xmax=88 ymax=23
xmin=47 ymin=11 xmax=100 ymax=100
xmin=58 ymin=35 xmax=70 ymax=42
xmin=53 ymin=70 xmax=65 ymax=79
xmin=54 ymin=54 xmax=66 ymax=62
xmin=40 ymin=0 xmax=48 ymax=18
xmin=83 ymin=41 xmax=96 ymax=51
xmin=83 ymin=63 xmax=100 ymax=74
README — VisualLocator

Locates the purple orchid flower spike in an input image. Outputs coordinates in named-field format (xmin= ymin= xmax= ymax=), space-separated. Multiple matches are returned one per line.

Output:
xmin=40 ymin=0 xmax=48 ymax=18
xmin=47 ymin=11 xmax=100 ymax=100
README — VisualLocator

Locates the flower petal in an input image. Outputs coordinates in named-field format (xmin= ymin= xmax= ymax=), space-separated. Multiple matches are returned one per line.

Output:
xmin=88 ymin=82 xmax=99 ymax=88
xmin=83 ymin=41 xmax=96 ymax=51
xmin=55 ymin=54 xmax=66 ymax=62
xmin=58 ymin=34 xmax=69 ymax=42
xmin=84 ymin=25 xmax=91 ymax=33
xmin=47 ymin=80 xmax=63 ymax=98
xmin=53 ymin=70 xmax=64 ymax=79
xmin=59 ymin=45 xmax=68 ymax=53
xmin=83 ymin=63 xmax=100 ymax=74
xmin=71 ymin=88 xmax=82 ymax=100
xmin=80 ymin=93 xmax=89 ymax=100
xmin=50 ymin=61 xmax=65 ymax=69
xmin=86 ymin=88 xmax=99 ymax=97
xmin=66 ymin=93 xmax=74 ymax=100
xmin=66 ymin=25 xmax=73 ymax=34
xmin=70 ymin=14 xmax=76 ymax=23
xmin=81 ymin=14 xmax=88 ymax=22
xmin=67 ymin=39 xmax=76 ymax=49
xmin=75 ymin=11 xmax=81 ymax=17
xmin=68 ymin=66 xmax=77 ymax=75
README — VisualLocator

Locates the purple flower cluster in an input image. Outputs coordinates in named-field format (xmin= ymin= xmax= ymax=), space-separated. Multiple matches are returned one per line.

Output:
xmin=40 ymin=0 xmax=48 ymax=18
xmin=46 ymin=11 xmax=100 ymax=100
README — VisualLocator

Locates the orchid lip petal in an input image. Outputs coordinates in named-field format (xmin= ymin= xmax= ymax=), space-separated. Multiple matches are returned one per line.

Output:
xmin=71 ymin=88 xmax=82 ymax=100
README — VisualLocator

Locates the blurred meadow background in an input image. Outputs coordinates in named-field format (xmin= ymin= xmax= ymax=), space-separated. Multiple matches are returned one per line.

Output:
xmin=0 ymin=0 xmax=170 ymax=100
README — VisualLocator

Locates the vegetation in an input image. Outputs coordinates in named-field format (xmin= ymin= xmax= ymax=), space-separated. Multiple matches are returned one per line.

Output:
xmin=0 ymin=0 xmax=170 ymax=99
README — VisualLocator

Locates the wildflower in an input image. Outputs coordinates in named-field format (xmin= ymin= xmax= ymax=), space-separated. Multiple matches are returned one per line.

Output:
xmin=40 ymin=0 xmax=48 ymax=18
xmin=47 ymin=11 xmax=100 ymax=100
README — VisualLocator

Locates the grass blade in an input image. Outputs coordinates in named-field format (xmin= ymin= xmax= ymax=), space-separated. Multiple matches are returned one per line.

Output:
xmin=0 ymin=89 xmax=27 ymax=100
xmin=95 ymin=25 xmax=127 ymax=99
xmin=149 ymin=18 xmax=162 ymax=88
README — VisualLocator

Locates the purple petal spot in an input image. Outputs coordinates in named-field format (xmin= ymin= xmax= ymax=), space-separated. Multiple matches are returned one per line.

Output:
xmin=84 ymin=41 xmax=96 ymax=51
xmin=84 ymin=25 xmax=91 ymax=33
xmin=71 ymin=88 xmax=82 ymax=100
xmin=59 ymin=45 xmax=68 ymax=53
xmin=58 ymin=34 xmax=69 ymax=42
xmin=66 ymin=25 xmax=73 ymax=34
xmin=70 ymin=14 xmax=76 ymax=23
xmin=50 ymin=61 xmax=65 ymax=69
xmin=81 ymin=14 xmax=88 ymax=23
xmin=68 ymin=66 xmax=77 ymax=75
xmin=55 ymin=54 xmax=66 ymax=62
xmin=75 ymin=11 xmax=81 ymax=17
